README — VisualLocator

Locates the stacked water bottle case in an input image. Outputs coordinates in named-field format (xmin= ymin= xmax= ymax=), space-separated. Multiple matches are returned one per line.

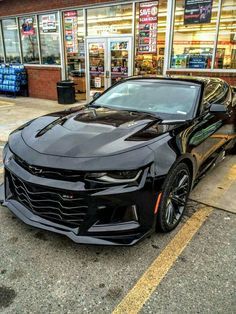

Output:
xmin=0 ymin=64 xmax=27 ymax=96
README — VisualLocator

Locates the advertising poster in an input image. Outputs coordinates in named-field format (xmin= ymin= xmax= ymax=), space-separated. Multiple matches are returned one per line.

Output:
xmin=42 ymin=14 xmax=57 ymax=33
xmin=172 ymin=55 xmax=188 ymax=68
xmin=21 ymin=17 xmax=35 ymax=35
xmin=188 ymin=55 xmax=208 ymax=68
xmin=184 ymin=0 xmax=213 ymax=25
xmin=110 ymin=41 xmax=128 ymax=77
xmin=110 ymin=41 xmax=128 ymax=50
xmin=64 ymin=11 xmax=78 ymax=54
xmin=138 ymin=1 xmax=158 ymax=54
xmin=94 ymin=77 xmax=102 ymax=88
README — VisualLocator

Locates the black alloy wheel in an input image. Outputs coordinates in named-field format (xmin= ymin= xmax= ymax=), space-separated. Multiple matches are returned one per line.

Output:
xmin=156 ymin=163 xmax=191 ymax=232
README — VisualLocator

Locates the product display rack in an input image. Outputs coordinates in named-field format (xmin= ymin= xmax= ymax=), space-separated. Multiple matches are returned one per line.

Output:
xmin=0 ymin=64 xmax=28 ymax=97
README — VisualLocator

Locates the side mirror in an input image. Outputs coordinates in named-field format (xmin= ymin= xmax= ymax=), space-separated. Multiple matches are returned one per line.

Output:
xmin=209 ymin=103 xmax=227 ymax=114
xmin=93 ymin=92 xmax=102 ymax=100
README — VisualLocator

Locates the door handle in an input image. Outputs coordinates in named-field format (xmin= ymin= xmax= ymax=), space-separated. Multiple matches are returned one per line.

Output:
xmin=105 ymin=71 xmax=110 ymax=78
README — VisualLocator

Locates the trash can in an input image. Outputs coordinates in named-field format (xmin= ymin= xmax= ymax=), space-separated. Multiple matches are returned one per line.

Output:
xmin=57 ymin=80 xmax=75 ymax=105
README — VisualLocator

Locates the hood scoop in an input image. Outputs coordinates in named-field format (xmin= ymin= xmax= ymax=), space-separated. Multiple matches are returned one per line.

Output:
xmin=36 ymin=114 xmax=73 ymax=138
xmin=127 ymin=121 xmax=175 ymax=141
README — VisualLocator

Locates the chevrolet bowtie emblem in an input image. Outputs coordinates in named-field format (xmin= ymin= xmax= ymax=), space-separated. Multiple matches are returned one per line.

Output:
xmin=29 ymin=165 xmax=43 ymax=174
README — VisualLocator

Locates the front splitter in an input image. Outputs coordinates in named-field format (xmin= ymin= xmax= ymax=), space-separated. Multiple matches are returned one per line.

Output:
xmin=3 ymin=199 xmax=147 ymax=246
xmin=0 ymin=183 xmax=4 ymax=205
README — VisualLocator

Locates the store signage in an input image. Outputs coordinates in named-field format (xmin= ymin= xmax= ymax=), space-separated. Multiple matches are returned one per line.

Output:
xmin=64 ymin=11 xmax=77 ymax=17
xmin=111 ymin=66 xmax=128 ymax=75
xmin=89 ymin=66 xmax=104 ymax=74
xmin=42 ymin=14 xmax=57 ymax=33
xmin=189 ymin=55 xmax=208 ymax=68
xmin=184 ymin=0 xmax=213 ymax=25
xmin=172 ymin=55 xmax=188 ymax=68
xmin=138 ymin=1 xmax=158 ymax=54
xmin=94 ymin=77 xmax=102 ymax=88
xmin=110 ymin=41 xmax=128 ymax=50
xmin=64 ymin=11 xmax=78 ymax=54
xmin=21 ymin=17 xmax=35 ymax=35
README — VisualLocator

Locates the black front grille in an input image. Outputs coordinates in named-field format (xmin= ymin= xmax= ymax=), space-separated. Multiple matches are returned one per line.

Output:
xmin=9 ymin=172 xmax=88 ymax=228
xmin=13 ymin=154 xmax=84 ymax=182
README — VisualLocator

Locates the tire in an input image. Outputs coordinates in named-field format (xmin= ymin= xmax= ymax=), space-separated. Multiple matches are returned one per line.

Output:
xmin=156 ymin=162 xmax=192 ymax=233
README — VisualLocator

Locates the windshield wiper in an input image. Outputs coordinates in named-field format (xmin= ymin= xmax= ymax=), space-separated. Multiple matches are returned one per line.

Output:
xmin=87 ymin=103 xmax=114 ymax=110
xmin=87 ymin=104 xmax=162 ymax=121
xmin=123 ymin=109 xmax=162 ymax=121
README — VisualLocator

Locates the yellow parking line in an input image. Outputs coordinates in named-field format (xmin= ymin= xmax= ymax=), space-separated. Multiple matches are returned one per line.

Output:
xmin=0 ymin=104 xmax=15 ymax=110
xmin=112 ymin=206 xmax=213 ymax=314
xmin=0 ymin=100 xmax=15 ymax=106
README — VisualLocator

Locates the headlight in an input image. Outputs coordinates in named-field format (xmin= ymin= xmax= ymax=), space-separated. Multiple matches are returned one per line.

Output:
xmin=85 ymin=170 xmax=142 ymax=183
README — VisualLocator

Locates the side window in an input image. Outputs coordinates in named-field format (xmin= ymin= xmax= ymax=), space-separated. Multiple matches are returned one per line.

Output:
xmin=223 ymin=83 xmax=232 ymax=108
xmin=204 ymin=81 xmax=230 ymax=106
xmin=204 ymin=82 xmax=219 ymax=105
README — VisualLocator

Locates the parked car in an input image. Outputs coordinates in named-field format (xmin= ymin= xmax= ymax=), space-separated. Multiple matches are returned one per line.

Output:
xmin=1 ymin=76 xmax=235 ymax=245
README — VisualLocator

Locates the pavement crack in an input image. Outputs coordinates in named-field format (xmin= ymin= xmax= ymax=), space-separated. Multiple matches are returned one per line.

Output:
xmin=188 ymin=198 xmax=236 ymax=215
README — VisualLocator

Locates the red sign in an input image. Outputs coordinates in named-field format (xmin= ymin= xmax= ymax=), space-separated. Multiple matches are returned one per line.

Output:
xmin=64 ymin=11 xmax=77 ymax=17
xmin=139 ymin=1 xmax=158 ymax=24
xmin=138 ymin=1 xmax=158 ymax=54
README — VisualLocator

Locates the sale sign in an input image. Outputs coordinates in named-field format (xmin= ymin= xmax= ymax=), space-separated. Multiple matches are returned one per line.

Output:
xmin=139 ymin=1 xmax=158 ymax=23
xmin=138 ymin=1 xmax=158 ymax=54
xmin=64 ymin=11 xmax=78 ymax=54
xmin=42 ymin=14 xmax=57 ymax=33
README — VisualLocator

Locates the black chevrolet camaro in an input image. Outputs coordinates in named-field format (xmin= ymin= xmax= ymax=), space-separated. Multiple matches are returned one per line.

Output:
xmin=1 ymin=76 xmax=235 ymax=245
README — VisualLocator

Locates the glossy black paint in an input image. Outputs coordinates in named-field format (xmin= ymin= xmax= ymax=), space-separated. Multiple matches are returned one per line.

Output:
xmin=2 ymin=76 xmax=236 ymax=245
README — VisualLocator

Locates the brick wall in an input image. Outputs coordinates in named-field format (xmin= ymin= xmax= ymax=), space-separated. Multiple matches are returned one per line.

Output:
xmin=0 ymin=0 xmax=117 ymax=17
xmin=26 ymin=66 xmax=61 ymax=100
xmin=166 ymin=71 xmax=236 ymax=86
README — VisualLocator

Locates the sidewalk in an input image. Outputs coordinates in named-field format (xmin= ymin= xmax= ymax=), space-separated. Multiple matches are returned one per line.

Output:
xmin=0 ymin=96 xmax=85 ymax=142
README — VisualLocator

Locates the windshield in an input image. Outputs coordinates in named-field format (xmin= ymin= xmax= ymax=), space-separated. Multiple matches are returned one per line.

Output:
xmin=92 ymin=80 xmax=200 ymax=120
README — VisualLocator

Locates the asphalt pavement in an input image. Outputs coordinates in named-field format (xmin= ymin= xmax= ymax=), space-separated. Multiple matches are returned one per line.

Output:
xmin=0 ymin=96 xmax=235 ymax=313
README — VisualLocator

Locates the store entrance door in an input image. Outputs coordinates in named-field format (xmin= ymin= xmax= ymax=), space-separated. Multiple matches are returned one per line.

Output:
xmin=86 ymin=37 xmax=132 ymax=100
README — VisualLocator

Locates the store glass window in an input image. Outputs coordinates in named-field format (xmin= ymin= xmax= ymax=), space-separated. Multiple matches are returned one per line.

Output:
xmin=0 ymin=23 xmax=4 ymax=63
xmin=135 ymin=1 xmax=167 ymax=75
xmin=19 ymin=16 xmax=39 ymax=64
xmin=215 ymin=0 xmax=236 ymax=69
xmin=39 ymin=13 xmax=60 ymax=65
xmin=171 ymin=0 xmax=219 ymax=69
xmin=63 ymin=10 xmax=86 ymax=100
xmin=87 ymin=4 xmax=133 ymax=36
xmin=2 ymin=18 xmax=21 ymax=63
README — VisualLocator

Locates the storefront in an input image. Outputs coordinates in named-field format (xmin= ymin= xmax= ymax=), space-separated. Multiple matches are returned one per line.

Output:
xmin=0 ymin=0 xmax=235 ymax=101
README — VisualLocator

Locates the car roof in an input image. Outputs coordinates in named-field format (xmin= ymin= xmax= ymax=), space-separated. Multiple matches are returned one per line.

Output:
xmin=124 ymin=75 xmax=225 ymax=87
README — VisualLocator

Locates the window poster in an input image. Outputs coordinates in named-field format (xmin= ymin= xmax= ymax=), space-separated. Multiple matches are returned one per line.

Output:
xmin=21 ymin=17 xmax=35 ymax=35
xmin=64 ymin=11 xmax=78 ymax=54
xmin=42 ymin=14 xmax=57 ymax=33
xmin=138 ymin=1 xmax=158 ymax=54
xmin=184 ymin=0 xmax=213 ymax=25
xmin=110 ymin=41 xmax=128 ymax=50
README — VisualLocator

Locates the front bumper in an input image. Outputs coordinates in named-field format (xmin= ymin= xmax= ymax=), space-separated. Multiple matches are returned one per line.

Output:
xmin=2 ymin=151 xmax=160 ymax=246
xmin=4 ymin=197 xmax=149 ymax=245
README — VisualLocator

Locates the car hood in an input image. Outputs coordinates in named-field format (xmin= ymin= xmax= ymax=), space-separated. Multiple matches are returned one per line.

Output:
xmin=17 ymin=107 xmax=174 ymax=158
